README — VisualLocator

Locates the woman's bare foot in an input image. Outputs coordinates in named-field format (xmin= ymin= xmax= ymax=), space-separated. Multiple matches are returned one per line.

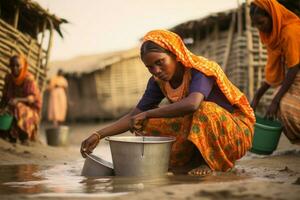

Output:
xmin=188 ymin=164 xmax=212 ymax=176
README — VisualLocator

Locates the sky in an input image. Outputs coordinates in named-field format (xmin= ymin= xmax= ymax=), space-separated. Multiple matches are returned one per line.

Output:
xmin=37 ymin=0 xmax=243 ymax=61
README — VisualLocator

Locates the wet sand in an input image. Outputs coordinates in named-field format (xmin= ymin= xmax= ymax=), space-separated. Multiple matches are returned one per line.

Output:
xmin=0 ymin=122 xmax=300 ymax=200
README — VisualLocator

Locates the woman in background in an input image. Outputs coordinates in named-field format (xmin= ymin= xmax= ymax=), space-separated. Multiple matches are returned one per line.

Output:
xmin=47 ymin=69 xmax=68 ymax=127
xmin=0 ymin=54 xmax=42 ymax=143
xmin=250 ymin=0 xmax=300 ymax=144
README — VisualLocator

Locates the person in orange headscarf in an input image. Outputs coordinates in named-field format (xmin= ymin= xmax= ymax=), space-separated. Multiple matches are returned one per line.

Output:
xmin=47 ymin=69 xmax=68 ymax=127
xmin=80 ymin=30 xmax=255 ymax=175
xmin=250 ymin=0 xmax=300 ymax=144
xmin=0 ymin=55 xmax=42 ymax=143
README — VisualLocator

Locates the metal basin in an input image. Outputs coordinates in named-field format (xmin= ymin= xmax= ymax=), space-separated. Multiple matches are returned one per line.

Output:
xmin=45 ymin=126 xmax=69 ymax=146
xmin=81 ymin=154 xmax=114 ymax=177
xmin=106 ymin=136 xmax=175 ymax=177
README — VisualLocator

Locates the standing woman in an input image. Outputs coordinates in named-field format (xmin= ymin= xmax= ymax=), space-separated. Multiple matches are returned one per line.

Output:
xmin=0 ymin=55 xmax=42 ymax=143
xmin=250 ymin=0 xmax=300 ymax=144
xmin=81 ymin=30 xmax=255 ymax=175
xmin=47 ymin=69 xmax=68 ymax=127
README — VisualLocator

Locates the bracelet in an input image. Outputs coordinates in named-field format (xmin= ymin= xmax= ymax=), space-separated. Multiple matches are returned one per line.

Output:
xmin=92 ymin=132 xmax=101 ymax=141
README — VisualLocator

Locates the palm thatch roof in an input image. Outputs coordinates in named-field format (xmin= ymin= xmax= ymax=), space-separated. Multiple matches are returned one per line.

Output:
xmin=49 ymin=48 xmax=140 ymax=76
xmin=0 ymin=0 xmax=67 ymax=38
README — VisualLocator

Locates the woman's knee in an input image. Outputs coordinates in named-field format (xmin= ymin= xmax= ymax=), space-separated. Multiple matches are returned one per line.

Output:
xmin=195 ymin=101 xmax=227 ymax=118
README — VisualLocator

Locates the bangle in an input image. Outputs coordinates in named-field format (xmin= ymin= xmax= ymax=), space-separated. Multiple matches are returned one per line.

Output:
xmin=92 ymin=132 xmax=101 ymax=141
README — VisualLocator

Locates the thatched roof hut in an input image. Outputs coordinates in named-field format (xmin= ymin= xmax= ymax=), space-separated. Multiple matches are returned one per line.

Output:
xmin=171 ymin=0 xmax=299 ymax=114
xmin=0 ymin=0 xmax=66 ymax=97
xmin=47 ymin=48 xmax=150 ymax=121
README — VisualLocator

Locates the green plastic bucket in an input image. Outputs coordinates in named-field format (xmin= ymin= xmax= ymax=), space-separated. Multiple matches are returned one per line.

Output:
xmin=0 ymin=114 xmax=13 ymax=131
xmin=250 ymin=115 xmax=283 ymax=155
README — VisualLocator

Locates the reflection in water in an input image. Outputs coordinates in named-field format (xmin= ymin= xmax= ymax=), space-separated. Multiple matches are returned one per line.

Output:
xmin=0 ymin=164 xmax=45 ymax=194
xmin=0 ymin=161 xmax=249 ymax=197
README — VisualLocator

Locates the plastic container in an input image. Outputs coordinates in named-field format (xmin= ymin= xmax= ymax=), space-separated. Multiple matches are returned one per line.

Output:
xmin=0 ymin=114 xmax=13 ymax=131
xmin=250 ymin=115 xmax=283 ymax=155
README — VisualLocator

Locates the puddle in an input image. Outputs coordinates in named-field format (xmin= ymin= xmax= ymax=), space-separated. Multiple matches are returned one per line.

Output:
xmin=0 ymin=162 xmax=249 ymax=198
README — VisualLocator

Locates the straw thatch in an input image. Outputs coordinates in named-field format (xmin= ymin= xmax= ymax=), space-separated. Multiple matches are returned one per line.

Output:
xmin=0 ymin=0 xmax=67 ymax=38
xmin=0 ymin=0 xmax=66 ymax=98
xmin=46 ymin=48 xmax=151 ymax=121
xmin=171 ymin=1 xmax=299 ymax=115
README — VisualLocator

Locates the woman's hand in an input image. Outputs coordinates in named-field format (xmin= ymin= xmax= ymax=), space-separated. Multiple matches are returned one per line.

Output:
xmin=265 ymin=99 xmax=280 ymax=120
xmin=80 ymin=133 xmax=101 ymax=158
xmin=251 ymin=82 xmax=271 ymax=111
xmin=130 ymin=112 xmax=148 ymax=134
xmin=250 ymin=95 xmax=260 ymax=111
xmin=8 ymin=99 xmax=18 ymax=106
xmin=27 ymin=95 xmax=35 ymax=104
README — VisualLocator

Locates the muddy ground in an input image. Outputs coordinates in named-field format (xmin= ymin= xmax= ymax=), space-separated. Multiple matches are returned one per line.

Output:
xmin=0 ymin=122 xmax=299 ymax=200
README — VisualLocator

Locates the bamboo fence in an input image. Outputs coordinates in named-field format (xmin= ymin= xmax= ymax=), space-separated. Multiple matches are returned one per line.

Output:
xmin=172 ymin=2 xmax=299 ymax=114
xmin=0 ymin=0 xmax=65 ymax=98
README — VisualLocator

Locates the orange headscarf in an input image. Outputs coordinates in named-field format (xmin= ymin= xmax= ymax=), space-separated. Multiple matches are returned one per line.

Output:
xmin=12 ymin=54 xmax=28 ymax=86
xmin=143 ymin=30 xmax=255 ymax=123
xmin=253 ymin=0 xmax=300 ymax=86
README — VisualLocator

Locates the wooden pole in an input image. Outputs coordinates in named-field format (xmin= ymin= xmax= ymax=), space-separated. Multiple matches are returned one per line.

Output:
xmin=205 ymin=23 xmax=210 ymax=58
xmin=42 ymin=18 xmax=54 ymax=91
xmin=13 ymin=5 xmax=20 ymax=29
xmin=257 ymin=35 xmax=263 ymax=90
xmin=236 ymin=0 xmax=243 ymax=71
xmin=44 ymin=18 xmax=53 ymax=71
xmin=213 ymin=22 xmax=219 ymax=61
xmin=237 ymin=0 xmax=243 ymax=36
xmin=246 ymin=0 xmax=255 ymax=99
xmin=222 ymin=11 xmax=236 ymax=72
xmin=37 ymin=20 xmax=47 ymax=68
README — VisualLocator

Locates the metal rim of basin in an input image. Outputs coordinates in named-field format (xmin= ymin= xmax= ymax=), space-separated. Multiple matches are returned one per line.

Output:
xmin=105 ymin=136 xmax=176 ymax=144
xmin=47 ymin=126 xmax=69 ymax=131
xmin=85 ymin=153 xmax=113 ymax=169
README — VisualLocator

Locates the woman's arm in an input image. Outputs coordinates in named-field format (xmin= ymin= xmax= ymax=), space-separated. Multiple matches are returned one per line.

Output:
xmin=96 ymin=107 xmax=142 ymax=137
xmin=266 ymin=64 xmax=300 ymax=118
xmin=8 ymin=95 xmax=36 ymax=108
xmin=13 ymin=96 xmax=34 ymax=103
xmin=130 ymin=92 xmax=204 ymax=133
xmin=251 ymin=81 xmax=271 ymax=110
xmin=146 ymin=92 xmax=204 ymax=118
xmin=80 ymin=107 xmax=141 ymax=157
xmin=272 ymin=64 xmax=299 ymax=103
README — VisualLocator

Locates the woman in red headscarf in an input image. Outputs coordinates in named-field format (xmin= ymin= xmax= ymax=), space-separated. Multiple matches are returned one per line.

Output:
xmin=250 ymin=0 xmax=300 ymax=144
xmin=0 ymin=55 xmax=42 ymax=143
xmin=80 ymin=30 xmax=255 ymax=175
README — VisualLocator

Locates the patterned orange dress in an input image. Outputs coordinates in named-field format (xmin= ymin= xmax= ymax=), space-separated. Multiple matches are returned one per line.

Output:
xmin=139 ymin=30 xmax=255 ymax=171
xmin=2 ymin=72 xmax=42 ymax=141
